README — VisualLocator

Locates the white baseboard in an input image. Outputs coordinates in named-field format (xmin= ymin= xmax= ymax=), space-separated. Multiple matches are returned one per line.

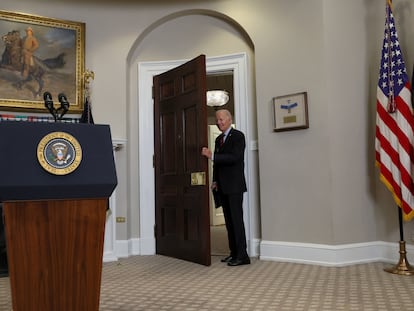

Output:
xmin=129 ymin=238 xmax=141 ymax=255
xmin=137 ymin=237 xmax=155 ymax=255
xmin=260 ymin=240 xmax=414 ymax=266
xmin=103 ymin=251 xmax=118 ymax=263
xmin=105 ymin=238 xmax=149 ymax=261
xmin=108 ymin=238 xmax=413 ymax=267
xmin=113 ymin=240 xmax=129 ymax=259
xmin=249 ymin=238 xmax=261 ymax=257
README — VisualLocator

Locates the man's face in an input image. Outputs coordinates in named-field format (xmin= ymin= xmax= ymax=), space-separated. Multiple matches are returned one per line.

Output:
xmin=216 ymin=111 xmax=232 ymax=132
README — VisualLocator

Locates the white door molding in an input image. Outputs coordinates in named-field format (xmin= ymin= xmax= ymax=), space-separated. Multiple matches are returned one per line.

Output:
xmin=103 ymin=139 xmax=126 ymax=262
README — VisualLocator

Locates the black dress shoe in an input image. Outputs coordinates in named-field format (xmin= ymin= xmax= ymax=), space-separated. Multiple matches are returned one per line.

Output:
xmin=221 ymin=255 xmax=233 ymax=263
xmin=227 ymin=257 xmax=250 ymax=266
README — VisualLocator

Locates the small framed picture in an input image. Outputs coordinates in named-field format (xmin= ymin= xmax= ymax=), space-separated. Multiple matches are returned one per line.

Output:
xmin=273 ymin=91 xmax=309 ymax=132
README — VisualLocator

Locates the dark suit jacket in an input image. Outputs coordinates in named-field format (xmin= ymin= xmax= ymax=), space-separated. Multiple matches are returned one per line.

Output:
xmin=213 ymin=128 xmax=247 ymax=194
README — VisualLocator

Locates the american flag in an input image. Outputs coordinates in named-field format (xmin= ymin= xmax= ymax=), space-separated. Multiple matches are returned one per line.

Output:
xmin=375 ymin=0 xmax=414 ymax=220
xmin=79 ymin=96 xmax=94 ymax=124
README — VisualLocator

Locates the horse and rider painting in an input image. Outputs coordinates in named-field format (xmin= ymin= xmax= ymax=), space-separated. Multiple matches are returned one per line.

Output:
xmin=0 ymin=12 xmax=83 ymax=111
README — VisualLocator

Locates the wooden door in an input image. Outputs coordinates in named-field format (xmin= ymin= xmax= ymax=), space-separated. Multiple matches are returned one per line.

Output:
xmin=153 ymin=55 xmax=210 ymax=266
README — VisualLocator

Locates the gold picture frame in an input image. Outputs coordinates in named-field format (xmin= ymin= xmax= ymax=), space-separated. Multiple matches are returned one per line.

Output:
xmin=273 ymin=91 xmax=309 ymax=132
xmin=0 ymin=10 xmax=85 ymax=113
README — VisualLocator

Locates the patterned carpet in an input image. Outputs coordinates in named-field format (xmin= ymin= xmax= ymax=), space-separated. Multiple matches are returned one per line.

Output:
xmin=1 ymin=255 xmax=414 ymax=310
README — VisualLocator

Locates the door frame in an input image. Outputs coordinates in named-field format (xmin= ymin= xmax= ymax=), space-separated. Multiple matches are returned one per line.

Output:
xmin=137 ymin=52 xmax=256 ymax=256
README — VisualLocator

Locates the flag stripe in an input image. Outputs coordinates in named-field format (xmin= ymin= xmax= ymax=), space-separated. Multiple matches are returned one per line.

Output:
xmin=376 ymin=98 xmax=413 ymax=185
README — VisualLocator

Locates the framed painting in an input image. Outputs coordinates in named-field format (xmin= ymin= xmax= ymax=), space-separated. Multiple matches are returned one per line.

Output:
xmin=273 ymin=91 xmax=309 ymax=132
xmin=0 ymin=10 xmax=85 ymax=113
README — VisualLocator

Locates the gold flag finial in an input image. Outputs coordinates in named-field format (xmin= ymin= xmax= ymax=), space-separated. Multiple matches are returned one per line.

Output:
xmin=84 ymin=69 xmax=95 ymax=89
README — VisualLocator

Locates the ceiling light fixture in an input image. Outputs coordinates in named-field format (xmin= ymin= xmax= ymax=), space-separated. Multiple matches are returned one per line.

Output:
xmin=206 ymin=90 xmax=229 ymax=107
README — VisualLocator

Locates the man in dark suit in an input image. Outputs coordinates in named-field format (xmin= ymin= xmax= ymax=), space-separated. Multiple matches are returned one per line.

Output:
xmin=201 ymin=109 xmax=250 ymax=266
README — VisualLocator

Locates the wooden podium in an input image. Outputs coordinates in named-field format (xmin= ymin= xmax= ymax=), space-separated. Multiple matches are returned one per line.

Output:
xmin=0 ymin=122 xmax=117 ymax=311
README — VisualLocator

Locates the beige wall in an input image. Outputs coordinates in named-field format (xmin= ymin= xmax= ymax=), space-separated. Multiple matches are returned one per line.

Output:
xmin=1 ymin=0 xmax=413 ymax=254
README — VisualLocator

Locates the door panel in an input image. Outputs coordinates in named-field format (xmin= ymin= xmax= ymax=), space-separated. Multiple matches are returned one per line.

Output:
xmin=153 ymin=55 xmax=210 ymax=266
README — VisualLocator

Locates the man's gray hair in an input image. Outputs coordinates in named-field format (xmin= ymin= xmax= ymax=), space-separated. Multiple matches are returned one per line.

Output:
xmin=216 ymin=109 xmax=232 ymax=121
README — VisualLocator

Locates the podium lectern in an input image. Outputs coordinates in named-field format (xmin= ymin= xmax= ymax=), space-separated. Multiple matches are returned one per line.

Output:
xmin=0 ymin=122 xmax=117 ymax=311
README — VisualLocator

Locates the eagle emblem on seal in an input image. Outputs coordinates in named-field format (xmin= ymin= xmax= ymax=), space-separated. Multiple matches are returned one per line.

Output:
xmin=51 ymin=142 xmax=71 ymax=165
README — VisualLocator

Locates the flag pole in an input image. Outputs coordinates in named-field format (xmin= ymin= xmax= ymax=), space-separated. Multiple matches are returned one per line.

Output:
xmin=80 ymin=69 xmax=95 ymax=124
xmin=384 ymin=207 xmax=414 ymax=275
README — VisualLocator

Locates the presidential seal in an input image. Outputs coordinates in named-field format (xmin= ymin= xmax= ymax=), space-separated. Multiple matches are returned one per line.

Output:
xmin=37 ymin=132 xmax=82 ymax=175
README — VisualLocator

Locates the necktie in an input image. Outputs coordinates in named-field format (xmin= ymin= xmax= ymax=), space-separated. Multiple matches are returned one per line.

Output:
xmin=220 ymin=134 xmax=225 ymax=146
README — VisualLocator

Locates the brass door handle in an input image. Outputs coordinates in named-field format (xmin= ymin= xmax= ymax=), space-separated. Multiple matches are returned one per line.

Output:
xmin=191 ymin=171 xmax=206 ymax=186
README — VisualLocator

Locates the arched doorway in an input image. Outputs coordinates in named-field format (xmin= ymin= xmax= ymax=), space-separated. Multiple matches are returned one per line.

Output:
xmin=126 ymin=11 xmax=260 ymax=258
